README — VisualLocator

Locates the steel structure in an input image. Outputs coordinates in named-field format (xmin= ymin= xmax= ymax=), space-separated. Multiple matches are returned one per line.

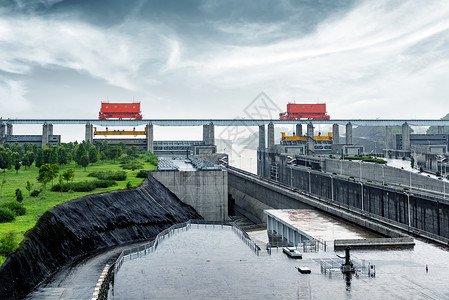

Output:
xmin=280 ymin=103 xmax=330 ymax=120
xmin=2 ymin=118 xmax=449 ymax=127
xmin=99 ymin=102 xmax=142 ymax=120
xmin=94 ymin=127 xmax=146 ymax=136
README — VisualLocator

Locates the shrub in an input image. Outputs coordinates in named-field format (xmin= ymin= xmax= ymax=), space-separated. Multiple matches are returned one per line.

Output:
xmin=0 ymin=231 xmax=17 ymax=256
xmin=51 ymin=180 xmax=117 ymax=192
xmin=0 ymin=202 xmax=26 ymax=216
xmin=93 ymin=180 xmax=117 ymax=189
xmin=0 ymin=208 xmax=15 ymax=223
xmin=367 ymin=180 xmax=372 ymax=182
xmin=126 ymin=181 xmax=132 ymax=189
xmin=30 ymin=189 xmax=41 ymax=197
xmin=140 ymin=152 xmax=159 ymax=165
xmin=15 ymin=188 xmax=23 ymax=203
xmin=136 ymin=170 xmax=149 ymax=178
xmin=88 ymin=170 xmax=127 ymax=181
xmin=349 ymin=176 xmax=354 ymax=179
xmin=120 ymin=159 xmax=143 ymax=171
xmin=332 ymin=172 xmax=337 ymax=175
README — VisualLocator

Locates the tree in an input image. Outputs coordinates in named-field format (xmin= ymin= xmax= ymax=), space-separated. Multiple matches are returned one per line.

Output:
xmin=88 ymin=146 xmax=98 ymax=164
xmin=57 ymin=147 xmax=69 ymax=167
xmin=0 ymin=231 xmax=18 ymax=256
xmin=15 ymin=188 xmax=23 ymax=203
xmin=80 ymin=154 xmax=89 ymax=171
xmin=0 ymin=172 xmax=6 ymax=196
xmin=37 ymin=164 xmax=53 ymax=194
xmin=23 ymin=151 xmax=35 ymax=169
xmin=49 ymin=147 xmax=58 ymax=164
xmin=35 ymin=148 xmax=44 ymax=168
xmin=12 ymin=152 xmax=20 ymax=174
xmin=14 ymin=159 xmax=21 ymax=174
xmin=62 ymin=168 xmax=75 ymax=183
xmin=25 ymin=181 xmax=33 ymax=197
xmin=106 ymin=146 xmax=122 ymax=162
xmin=126 ymin=146 xmax=138 ymax=158
xmin=43 ymin=147 xmax=52 ymax=164
xmin=23 ymin=142 xmax=32 ymax=152
xmin=10 ymin=143 xmax=24 ymax=159
xmin=74 ymin=143 xmax=87 ymax=165
xmin=58 ymin=174 xmax=64 ymax=194
xmin=50 ymin=164 xmax=60 ymax=186
xmin=0 ymin=147 xmax=12 ymax=170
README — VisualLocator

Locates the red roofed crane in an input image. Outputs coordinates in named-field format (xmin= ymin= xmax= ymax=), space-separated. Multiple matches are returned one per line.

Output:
xmin=99 ymin=102 xmax=142 ymax=120
xmin=279 ymin=103 xmax=330 ymax=120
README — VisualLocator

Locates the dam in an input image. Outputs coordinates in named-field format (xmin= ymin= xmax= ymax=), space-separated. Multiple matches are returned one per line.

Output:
xmin=1 ymin=155 xmax=449 ymax=299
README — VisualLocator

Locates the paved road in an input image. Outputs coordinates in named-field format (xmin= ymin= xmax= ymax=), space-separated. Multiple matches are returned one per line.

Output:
xmin=24 ymin=242 xmax=143 ymax=300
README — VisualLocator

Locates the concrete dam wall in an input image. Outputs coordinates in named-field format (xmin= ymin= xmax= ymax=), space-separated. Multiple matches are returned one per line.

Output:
xmin=153 ymin=169 xmax=228 ymax=221
xmin=281 ymin=167 xmax=449 ymax=240
xmin=0 ymin=176 xmax=201 ymax=300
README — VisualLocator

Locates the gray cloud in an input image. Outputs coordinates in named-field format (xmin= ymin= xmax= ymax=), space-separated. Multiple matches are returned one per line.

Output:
xmin=0 ymin=0 xmax=448 ymax=125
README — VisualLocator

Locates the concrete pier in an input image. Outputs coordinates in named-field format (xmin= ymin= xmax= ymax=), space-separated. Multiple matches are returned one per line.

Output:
xmin=402 ymin=122 xmax=410 ymax=151
xmin=332 ymin=124 xmax=339 ymax=144
xmin=0 ymin=123 xmax=5 ymax=145
xmin=385 ymin=126 xmax=393 ymax=150
xmin=267 ymin=122 xmax=274 ymax=149
xmin=42 ymin=123 xmax=49 ymax=147
xmin=85 ymin=124 xmax=93 ymax=145
xmin=258 ymin=125 xmax=266 ymax=177
xmin=345 ymin=122 xmax=352 ymax=145
xmin=146 ymin=124 xmax=154 ymax=153
xmin=203 ymin=124 xmax=210 ymax=145
xmin=6 ymin=123 xmax=12 ymax=136
xmin=307 ymin=122 xmax=314 ymax=155
xmin=208 ymin=122 xmax=215 ymax=146
xmin=296 ymin=124 xmax=302 ymax=136
xmin=258 ymin=125 xmax=265 ymax=150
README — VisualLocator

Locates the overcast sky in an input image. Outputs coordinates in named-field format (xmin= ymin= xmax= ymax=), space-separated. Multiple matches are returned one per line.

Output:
xmin=1 ymin=0 xmax=449 ymax=125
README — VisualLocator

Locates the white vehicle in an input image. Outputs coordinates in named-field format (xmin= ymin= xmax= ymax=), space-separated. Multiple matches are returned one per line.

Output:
xmin=283 ymin=247 xmax=302 ymax=258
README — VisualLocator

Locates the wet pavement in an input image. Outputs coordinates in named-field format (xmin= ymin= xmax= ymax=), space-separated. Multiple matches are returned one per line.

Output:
xmin=24 ymin=242 xmax=144 ymax=300
xmin=265 ymin=209 xmax=380 ymax=241
xmin=113 ymin=226 xmax=449 ymax=299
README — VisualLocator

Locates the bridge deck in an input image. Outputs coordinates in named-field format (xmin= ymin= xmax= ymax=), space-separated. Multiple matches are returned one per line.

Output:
xmin=2 ymin=118 xmax=449 ymax=126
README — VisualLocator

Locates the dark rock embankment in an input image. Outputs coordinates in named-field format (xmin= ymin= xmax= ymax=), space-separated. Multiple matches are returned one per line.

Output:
xmin=0 ymin=176 xmax=201 ymax=300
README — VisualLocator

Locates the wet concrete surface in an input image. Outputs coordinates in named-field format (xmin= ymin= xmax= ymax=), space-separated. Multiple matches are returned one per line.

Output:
xmin=266 ymin=209 xmax=380 ymax=241
xmin=114 ymin=226 xmax=449 ymax=299
xmin=24 ymin=242 xmax=143 ymax=300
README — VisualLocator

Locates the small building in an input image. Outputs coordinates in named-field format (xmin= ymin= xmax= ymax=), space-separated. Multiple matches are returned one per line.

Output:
xmin=332 ymin=144 xmax=364 ymax=157
xmin=6 ymin=135 xmax=61 ymax=147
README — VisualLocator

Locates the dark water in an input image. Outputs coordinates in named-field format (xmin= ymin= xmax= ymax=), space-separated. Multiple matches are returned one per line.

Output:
xmin=114 ymin=226 xmax=449 ymax=299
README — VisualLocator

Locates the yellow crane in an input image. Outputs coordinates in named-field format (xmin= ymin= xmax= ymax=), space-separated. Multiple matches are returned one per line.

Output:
xmin=281 ymin=132 xmax=332 ymax=141
xmin=94 ymin=127 xmax=147 ymax=136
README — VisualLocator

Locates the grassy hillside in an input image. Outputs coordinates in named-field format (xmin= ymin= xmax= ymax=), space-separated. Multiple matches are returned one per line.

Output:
xmin=0 ymin=158 xmax=156 ymax=265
